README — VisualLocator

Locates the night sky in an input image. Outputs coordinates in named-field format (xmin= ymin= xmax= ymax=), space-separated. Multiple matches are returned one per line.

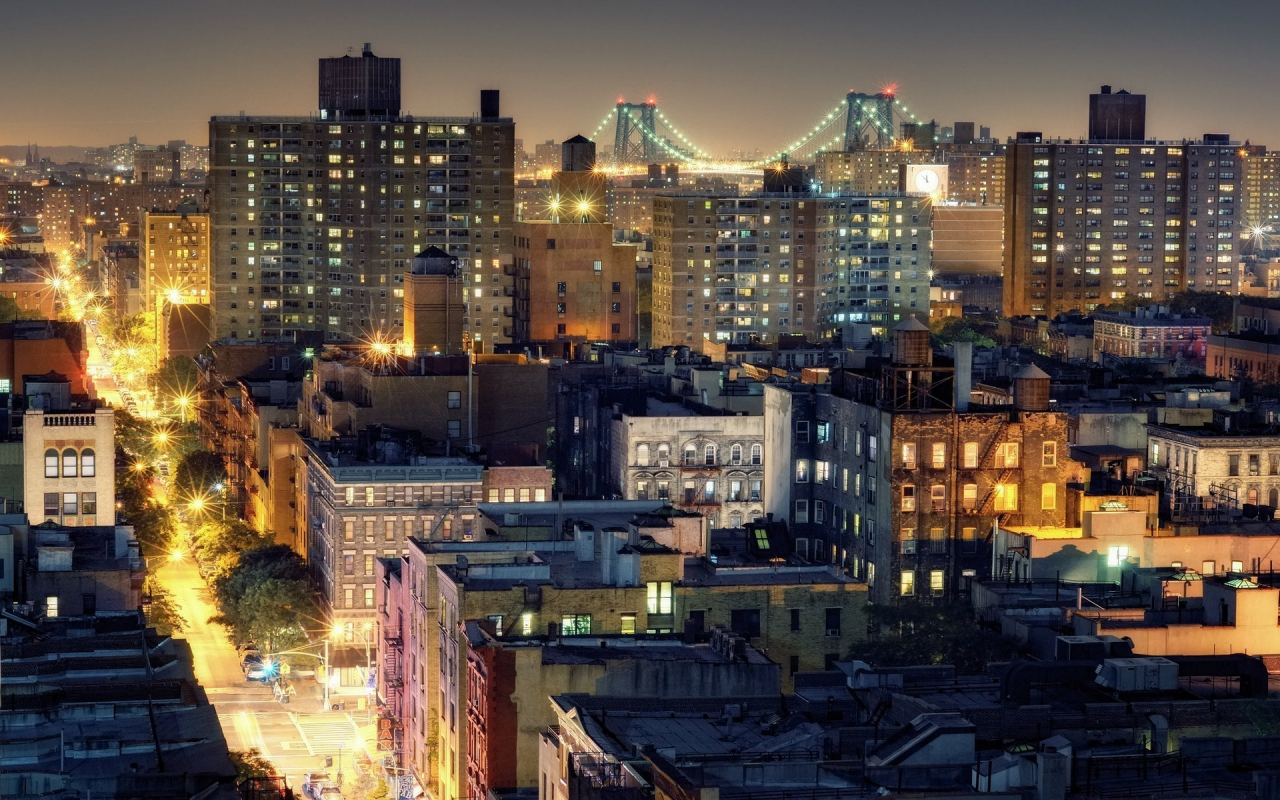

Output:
xmin=6 ymin=0 xmax=1280 ymax=153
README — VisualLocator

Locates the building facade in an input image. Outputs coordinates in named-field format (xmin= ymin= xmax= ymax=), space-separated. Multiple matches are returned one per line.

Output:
xmin=142 ymin=209 xmax=211 ymax=312
xmin=300 ymin=440 xmax=483 ymax=630
xmin=1092 ymin=307 xmax=1212 ymax=362
xmin=765 ymin=324 xmax=1078 ymax=605
xmin=608 ymin=399 xmax=765 ymax=529
xmin=652 ymin=193 xmax=931 ymax=348
xmin=24 ymin=408 xmax=115 ymax=527
xmin=209 ymin=49 xmax=515 ymax=348
xmin=1005 ymin=132 xmax=1240 ymax=317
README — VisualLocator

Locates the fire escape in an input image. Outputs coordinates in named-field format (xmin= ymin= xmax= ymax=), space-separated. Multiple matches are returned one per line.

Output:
xmin=974 ymin=423 xmax=1022 ymax=530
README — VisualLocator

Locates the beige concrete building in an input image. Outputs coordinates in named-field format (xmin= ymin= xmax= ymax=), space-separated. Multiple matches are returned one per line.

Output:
xmin=142 ymin=209 xmax=211 ymax=312
xmin=815 ymin=148 xmax=930 ymax=195
xmin=608 ymin=396 xmax=765 ymax=529
xmin=24 ymin=408 xmax=115 ymax=527
xmin=1241 ymin=145 xmax=1280 ymax=226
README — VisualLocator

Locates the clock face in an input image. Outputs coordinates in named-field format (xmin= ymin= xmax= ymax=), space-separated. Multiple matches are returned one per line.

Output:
xmin=914 ymin=168 xmax=939 ymax=193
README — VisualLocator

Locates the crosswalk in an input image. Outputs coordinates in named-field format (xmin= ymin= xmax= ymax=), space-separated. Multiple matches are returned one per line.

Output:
xmin=294 ymin=714 xmax=361 ymax=760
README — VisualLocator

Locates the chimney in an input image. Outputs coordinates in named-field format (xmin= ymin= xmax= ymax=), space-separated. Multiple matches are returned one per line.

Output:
xmin=1100 ymin=85 xmax=1112 ymax=95
xmin=362 ymin=43 xmax=373 ymax=56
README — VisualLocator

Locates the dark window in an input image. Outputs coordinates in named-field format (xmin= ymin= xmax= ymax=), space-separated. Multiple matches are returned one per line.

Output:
xmin=547 ymin=239 xmax=556 ymax=249
xmin=612 ymin=282 xmax=622 ymax=293
xmin=687 ymin=609 xmax=705 ymax=633
xmin=730 ymin=608 xmax=761 ymax=639
xmin=82 ymin=593 xmax=97 ymax=616
xmin=82 ymin=493 xmax=97 ymax=516
xmin=790 ymin=608 xmax=801 ymax=631
xmin=825 ymin=608 xmax=842 ymax=635
xmin=789 ymin=655 xmax=800 ymax=675
xmin=43 ymin=493 xmax=58 ymax=517
xmin=824 ymin=653 xmax=839 ymax=670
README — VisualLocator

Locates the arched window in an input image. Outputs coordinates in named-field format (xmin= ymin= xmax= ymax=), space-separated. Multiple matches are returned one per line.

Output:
xmin=704 ymin=444 xmax=716 ymax=466
xmin=637 ymin=443 xmax=650 ymax=466
xmin=81 ymin=449 xmax=95 ymax=478
xmin=45 ymin=449 xmax=58 ymax=478
xmin=1248 ymin=486 xmax=1260 ymax=506
xmin=62 ymin=448 xmax=77 ymax=478
xmin=730 ymin=444 xmax=742 ymax=465
xmin=750 ymin=444 xmax=762 ymax=465
xmin=1270 ymin=487 xmax=1279 ymax=509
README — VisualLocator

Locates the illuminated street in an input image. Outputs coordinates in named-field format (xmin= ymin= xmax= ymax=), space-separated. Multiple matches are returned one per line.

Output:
xmin=158 ymin=555 xmax=369 ymax=791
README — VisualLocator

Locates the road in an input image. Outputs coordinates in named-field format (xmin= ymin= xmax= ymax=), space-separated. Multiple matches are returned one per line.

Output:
xmin=158 ymin=557 xmax=370 ymax=791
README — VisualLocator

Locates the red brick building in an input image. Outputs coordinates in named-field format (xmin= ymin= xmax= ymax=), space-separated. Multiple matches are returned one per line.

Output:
xmin=464 ymin=621 xmax=518 ymax=799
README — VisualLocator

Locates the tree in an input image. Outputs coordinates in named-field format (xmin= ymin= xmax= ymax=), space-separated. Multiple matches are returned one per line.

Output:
xmin=0 ymin=294 xmax=42 ymax=322
xmin=212 ymin=545 xmax=314 ymax=650
xmin=930 ymin=317 xmax=997 ymax=350
xmin=143 ymin=575 xmax=186 ymax=634
xmin=366 ymin=782 xmax=391 ymax=800
xmin=236 ymin=578 xmax=316 ymax=653
xmin=848 ymin=604 xmax=1022 ymax=674
xmin=229 ymin=749 xmax=275 ymax=781
xmin=194 ymin=519 xmax=272 ymax=579
xmin=173 ymin=449 xmax=228 ymax=501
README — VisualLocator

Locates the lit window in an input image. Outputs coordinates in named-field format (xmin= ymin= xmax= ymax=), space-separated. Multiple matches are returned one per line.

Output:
xmin=900 ymin=570 xmax=915 ymax=596
xmin=1107 ymin=546 xmax=1130 ymax=567
xmin=901 ymin=484 xmax=916 ymax=511
xmin=1041 ymin=483 xmax=1056 ymax=510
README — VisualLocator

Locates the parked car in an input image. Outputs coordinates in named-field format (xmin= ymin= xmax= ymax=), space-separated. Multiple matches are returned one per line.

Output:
xmin=240 ymin=652 xmax=262 ymax=671
xmin=318 ymin=786 xmax=345 ymax=800
xmin=235 ymin=641 xmax=257 ymax=654
xmin=245 ymin=663 xmax=270 ymax=681
xmin=302 ymin=771 xmax=333 ymax=799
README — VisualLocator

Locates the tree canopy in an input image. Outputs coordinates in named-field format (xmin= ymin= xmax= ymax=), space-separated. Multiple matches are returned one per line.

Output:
xmin=173 ymin=449 xmax=229 ymax=501
xmin=212 ymin=545 xmax=316 ymax=653
xmin=847 ymin=604 xmax=1022 ymax=674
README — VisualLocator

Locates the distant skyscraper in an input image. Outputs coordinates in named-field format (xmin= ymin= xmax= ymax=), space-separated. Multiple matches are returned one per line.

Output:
xmin=209 ymin=46 xmax=515 ymax=349
xmin=1089 ymin=85 xmax=1146 ymax=143
xmin=318 ymin=43 xmax=401 ymax=119
xmin=953 ymin=122 xmax=975 ymax=145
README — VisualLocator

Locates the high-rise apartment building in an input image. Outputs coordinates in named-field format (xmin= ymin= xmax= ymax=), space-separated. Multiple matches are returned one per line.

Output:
xmin=653 ymin=193 xmax=930 ymax=348
xmin=209 ymin=47 xmax=514 ymax=348
xmin=943 ymin=144 xmax=1007 ymax=206
xmin=1240 ymin=145 xmax=1280 ymax=227
xmin=1005 ymin=88 xmax=1240 ymax=317
xmin=815 ymin=149 xmax=930 ymax=195
xmin=142 ymin=209 xmax=211 ymax=311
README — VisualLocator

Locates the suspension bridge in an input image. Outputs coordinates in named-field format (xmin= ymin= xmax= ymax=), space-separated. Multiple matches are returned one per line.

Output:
xmin=586 ymin=88 xmax=936 ymax=173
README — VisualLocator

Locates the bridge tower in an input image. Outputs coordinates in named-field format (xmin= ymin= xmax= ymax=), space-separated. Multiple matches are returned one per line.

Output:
xmin=844 ymin=92 xmax=896 ymax=150
xmin=613 ymin=101 xmax=660 ymax=166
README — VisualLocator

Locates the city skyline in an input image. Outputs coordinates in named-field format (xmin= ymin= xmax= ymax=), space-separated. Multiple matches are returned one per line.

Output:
xmin=4 ymin=0 xmax=1280 ymax=153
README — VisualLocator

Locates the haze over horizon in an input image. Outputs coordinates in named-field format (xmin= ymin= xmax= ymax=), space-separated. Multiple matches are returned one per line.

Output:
xmin=4 ymin=0 xmax=1280 ymax=154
